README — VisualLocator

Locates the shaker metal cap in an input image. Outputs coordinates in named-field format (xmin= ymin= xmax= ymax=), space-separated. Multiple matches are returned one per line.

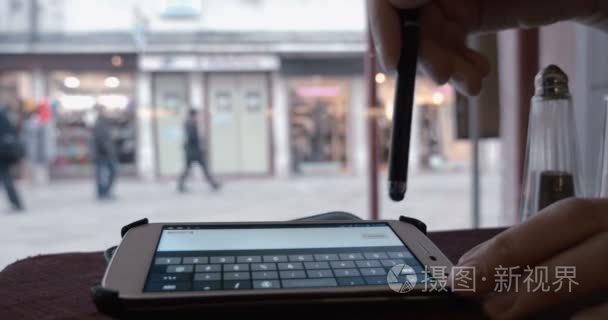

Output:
xmin=534 ymin=65 xmax=571 ymax=100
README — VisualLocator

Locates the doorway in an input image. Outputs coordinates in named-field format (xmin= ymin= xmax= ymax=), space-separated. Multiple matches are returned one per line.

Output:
xmin=207 ymin=73 xmax=271 ymax=176
xmin=288 ymin=77 xmax=350 ymax=175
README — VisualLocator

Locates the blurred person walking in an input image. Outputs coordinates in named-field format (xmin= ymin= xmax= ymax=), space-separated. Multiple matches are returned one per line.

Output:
xmin=0 ymin=106 xmax=24 ymax=211
xmin=22 ymin=99 xmax=56 ymax=186
xmin=178 ymin=109 xmax=220 ymax=192
xmin=91 ymin=105 xmax=118 ymax=200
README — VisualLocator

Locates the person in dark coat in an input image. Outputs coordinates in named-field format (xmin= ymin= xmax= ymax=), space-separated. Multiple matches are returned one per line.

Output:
xmin=91 ymin=105 xmax=118 ymax=200
xmin=178 ymin=109 xmax=220 ymax=192
xmin=0 ymin=107 xmax=24 ymax=211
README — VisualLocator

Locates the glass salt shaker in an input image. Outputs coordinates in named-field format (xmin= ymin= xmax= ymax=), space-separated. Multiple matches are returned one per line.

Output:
xmin=598 ymin=96 xmax=608 ymax=197
xmin=521 ymin=65 xmax=581 ymax=219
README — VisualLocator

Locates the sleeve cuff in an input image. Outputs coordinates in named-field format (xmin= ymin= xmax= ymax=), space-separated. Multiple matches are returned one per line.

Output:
xmin=577 ymin=0 xmax=608 ymax=32
xmin=478 ymin=0 xmax=602 ymax=32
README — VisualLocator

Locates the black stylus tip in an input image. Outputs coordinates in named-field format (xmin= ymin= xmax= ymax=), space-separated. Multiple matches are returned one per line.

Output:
xmin=389 ymin=182 xmax=407 ymax=202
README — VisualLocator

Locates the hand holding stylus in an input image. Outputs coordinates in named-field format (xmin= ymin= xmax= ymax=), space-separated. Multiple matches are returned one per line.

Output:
xmin=369 ymin=0 xmax=605 ymax=95
xmin=367 ymin=0 xmax=490 ymax=96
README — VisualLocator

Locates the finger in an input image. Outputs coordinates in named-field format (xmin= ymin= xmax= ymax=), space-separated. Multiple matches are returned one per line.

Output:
xmin=573 ymin=303 xmax=608 ymax=320
xmin=419 ymin=38 xmax=454 ymax=85
xmin=435 ymin=0 xmax=481 ymax=33
xmin=389 ymin=0 xmax=430 ymax=9
xmin=457 ymin=198 xmax=608 ymax=296
xmin=458 ymin=241 xmax=488 ymax=264
xmin=421 ymin=4 xmax=491 ymax=82
xmin=463 ymin=47 xmax=491 ymax=78
xmin=426 ymin=20 xmax=490 ymax=79
xmin=422 ymin=2 xmax=467 ymax=52
xmin=368 ymin=0 xmax=401 ymax=70
xmin=483 ymin=231 xmax=608 ymax=320
xmin=450 ymin=54 xmax=483 ymax=96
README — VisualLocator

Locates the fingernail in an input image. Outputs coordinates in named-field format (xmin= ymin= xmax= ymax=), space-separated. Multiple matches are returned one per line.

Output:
xmin=484 ymin=293 xmax=516 ymax=318
xmin=458 ymin=241 xmax=489 ymax=267
xmin=458 ymin=253 xmax=475 ymax=266
xmin=373 ymin=45 xmax=387 ymax=71
xmin=457 ymin=251 xmax=478 ymax=267
xmin=449 ymin=77 xmax=469 ymax=96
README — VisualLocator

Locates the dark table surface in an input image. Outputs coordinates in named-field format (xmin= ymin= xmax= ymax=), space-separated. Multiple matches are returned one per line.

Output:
xmin=0 ymin=228 xmax=506 ymax=319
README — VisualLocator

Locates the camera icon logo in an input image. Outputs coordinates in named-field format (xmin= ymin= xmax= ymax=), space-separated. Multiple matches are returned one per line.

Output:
xmin=387 ymin=264 xmax=418 ymax=293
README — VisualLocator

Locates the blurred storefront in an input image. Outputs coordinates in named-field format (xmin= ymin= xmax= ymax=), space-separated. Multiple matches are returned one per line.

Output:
xmin=0 ymin=53 xmax=469 ymax=181
xmin=283 ymin=57 xmax=365 ymax=176
xmin=0 ymin=0 xmax=371 ymax=180
xmin=0 ymin=54 xmax=138 ymax=180
xmin=0 ymin=71 xmax=32 ymax=106
xmin=48 ymin=71 xmax=137 ymax=178
xmin=0 ymin=38 xmax=466 ymax=184
xmin=376 ymin=75 xmax=470 ymax=173
xmin=288 ymin=77 xmax=350 ymax=175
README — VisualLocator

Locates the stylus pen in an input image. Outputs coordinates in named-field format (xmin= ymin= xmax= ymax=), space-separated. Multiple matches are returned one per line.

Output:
xmin=388 ymin=9 xmax=420 ymax=202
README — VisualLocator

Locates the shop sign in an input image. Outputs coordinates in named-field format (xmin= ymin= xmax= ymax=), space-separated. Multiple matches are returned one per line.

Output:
xmin=160 ymin=0 xmax=202 ymax=19
xmin=198 ymin=55 xmax=280 ymax=71
xmin=140 ymin=54 xmax=280 ymax=72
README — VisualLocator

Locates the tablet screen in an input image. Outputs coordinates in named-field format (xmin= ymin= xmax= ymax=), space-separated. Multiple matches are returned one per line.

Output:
xmin=145 ymin=223 xmax=426 ymax=292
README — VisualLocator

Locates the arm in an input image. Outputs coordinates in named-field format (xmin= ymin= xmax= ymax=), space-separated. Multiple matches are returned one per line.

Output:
xmin=369 ymin=0 xmax=608 ymax=95
xmin=479 ymin=0 xmax=608 ymax=32
xmin=584 ymin=0 xmax=608 ymax=31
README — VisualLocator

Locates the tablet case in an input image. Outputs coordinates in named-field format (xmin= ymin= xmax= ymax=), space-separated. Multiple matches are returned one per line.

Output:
xmin=92 ymin=213 xmax=429 ymax=318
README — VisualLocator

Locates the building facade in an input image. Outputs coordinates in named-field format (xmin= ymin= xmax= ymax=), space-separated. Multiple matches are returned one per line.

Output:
xmin=1 ymin=0 xmax=474 ymax=182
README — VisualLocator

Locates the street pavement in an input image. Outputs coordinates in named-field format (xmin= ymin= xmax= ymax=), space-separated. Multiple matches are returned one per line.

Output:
xmin=0 ymin=171 xmax=504 ymax=269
